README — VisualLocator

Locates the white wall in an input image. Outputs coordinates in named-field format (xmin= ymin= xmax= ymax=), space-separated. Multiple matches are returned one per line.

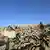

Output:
xmin=3 ymin=29 xmax=16 ymax=38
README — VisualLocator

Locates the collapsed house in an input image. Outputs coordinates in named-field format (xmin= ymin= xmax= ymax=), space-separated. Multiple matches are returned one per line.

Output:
xmin=0 ymin=22 xmax=50 ymax=50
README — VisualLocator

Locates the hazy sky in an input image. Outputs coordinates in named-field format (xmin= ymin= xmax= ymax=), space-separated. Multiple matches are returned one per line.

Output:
xmin=0 ymin=0 xmax=50 ymax=26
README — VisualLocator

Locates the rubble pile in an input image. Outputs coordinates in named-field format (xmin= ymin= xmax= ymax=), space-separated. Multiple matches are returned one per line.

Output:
xmin=8 ymin=24 xmax=50 ymax=50
xmin=0 ymin=23 xmax=50 ymax=50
